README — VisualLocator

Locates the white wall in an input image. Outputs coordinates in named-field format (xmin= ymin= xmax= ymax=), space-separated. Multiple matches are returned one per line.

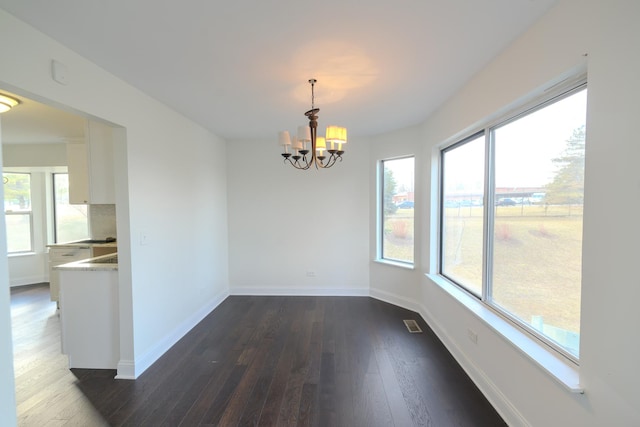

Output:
xmin=227 ymin=137 xmax=370 ymax=295
xmin=0 ymin=7 xmax=230 ymax=389
xmin=368 ymin=125 xmax=424 ymax=307
xmin=0 ymin=119 xmax=17 ymax=427
xmin=368 ymin=0 xmax=640 ymax=425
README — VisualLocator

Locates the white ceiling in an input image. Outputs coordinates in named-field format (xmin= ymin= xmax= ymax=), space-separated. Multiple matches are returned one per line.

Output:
xmin=0 ymin=0 xmax=557 ymax=143
xmin=0 ymin=94 xmax=86 ymax=144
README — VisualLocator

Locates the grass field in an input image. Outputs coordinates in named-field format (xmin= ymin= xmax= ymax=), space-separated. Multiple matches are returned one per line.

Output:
xmin=443 ymin=204 xmax=582 ymax=335
xmin=384 ymin=203 xmax=582 ymax=353
xmin=383 ymin=208 xmax=415 ymax=263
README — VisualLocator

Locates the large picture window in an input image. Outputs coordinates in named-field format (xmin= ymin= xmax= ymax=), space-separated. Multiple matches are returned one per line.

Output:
xmin=440 ymin=83 xmax=587 ymax=360
xmin=3 ymin=172 xmax=33 ymax=253
xmin=380 ymin=156 xmax=415 ymax=264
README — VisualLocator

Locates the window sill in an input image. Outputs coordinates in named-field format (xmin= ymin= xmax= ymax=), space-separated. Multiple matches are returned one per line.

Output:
xmin=373 ymin=258 xmax=415 ymax=270
xmin=8 ymin=251 xmax=37 ymax=258
xmin=426 ymin=273 xmax=583 ymax=394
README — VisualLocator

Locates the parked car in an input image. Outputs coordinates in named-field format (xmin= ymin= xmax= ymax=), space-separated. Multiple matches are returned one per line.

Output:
xmin=397 ymin=201 xmax=414 ymax=209
xmin=496 ymin=198 xmax=516 ymax=206
xmin=528 ymin=192 xmax=546 ymax=204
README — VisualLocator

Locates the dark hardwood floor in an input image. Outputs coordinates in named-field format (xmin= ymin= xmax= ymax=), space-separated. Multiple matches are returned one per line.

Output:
xmin=11 ymin=283 xmax=506 ymax=426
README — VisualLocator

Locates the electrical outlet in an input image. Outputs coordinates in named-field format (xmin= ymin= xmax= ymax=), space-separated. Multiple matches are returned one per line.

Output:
xmin=467 ymin=329 xmax=478 ymax=344
xmin=306 ymin=271 xmax=316 ymax=277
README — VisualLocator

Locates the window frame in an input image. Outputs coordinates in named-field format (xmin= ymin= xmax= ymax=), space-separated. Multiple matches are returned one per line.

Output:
xmin=438 ymin=77 xmax=587 ymax=364
xmin=3 ymin=172 xmax=34 ymax=254
xmin=439 ymin=130 xmax=486 ymax=297
xmin=378 ymin=155 xmax=416 ymax=266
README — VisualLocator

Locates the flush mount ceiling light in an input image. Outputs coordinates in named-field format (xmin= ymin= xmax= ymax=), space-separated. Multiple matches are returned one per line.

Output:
xmin=278 ymin=79 xmax=347 ymax=170
xmin=0 ymin=93 xmax=19 ymax=113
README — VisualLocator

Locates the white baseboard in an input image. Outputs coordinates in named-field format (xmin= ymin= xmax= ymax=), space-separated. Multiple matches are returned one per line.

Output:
xmin=115 ymin=359 xmax=136 ymax=380
xmin=415 ymin=301 xmax=528 ymax=426
xmin=123 ymin=289 xmax=229 ymax=380
xmin=369 ymin=287 xmax=423 ymax=313
xmin=10 ymin=275 xmax=48 ymax=287
xmin=231 ymin=286 xmax=369 ymax=297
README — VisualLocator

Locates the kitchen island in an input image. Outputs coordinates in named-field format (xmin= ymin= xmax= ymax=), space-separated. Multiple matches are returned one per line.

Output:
xmin=56 ymin=253 xmax=119 ymax=369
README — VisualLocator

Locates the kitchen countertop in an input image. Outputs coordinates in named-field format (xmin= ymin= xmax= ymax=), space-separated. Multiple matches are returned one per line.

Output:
xmin=54 ymin=253 xmax=118 ymax=271
xmin=47 ymin=239 xmax=117 ymax=249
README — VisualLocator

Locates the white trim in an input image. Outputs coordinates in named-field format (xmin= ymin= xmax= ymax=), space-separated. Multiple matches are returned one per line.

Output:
xmin=115 ymin=359 xmax=135 ymax=380
xmin=231 ymin=286 xmax=369 ymax=297
xmin=369 ymin=287 xmax=422 ymax=313
xmin=426 ymin=274 xmax=582 ymax=393
xmin=9 ymin=274 xmax=47 ymax=287
xmin=123 ymin=289 xmax=229 ymax=380
xmin=373 ymin=259 xmax=414 ymax=270
xmin=7 ymin=251 xmax=37 ymax=257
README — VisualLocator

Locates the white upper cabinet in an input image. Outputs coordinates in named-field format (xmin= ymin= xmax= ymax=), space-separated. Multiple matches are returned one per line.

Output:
xmin=67 ymin=141 xmax=90 ymax=204
xmin=86 ymin=120 xmax=115 ymax=204
xmin=67 ymin=120 xmax=115 ymax=204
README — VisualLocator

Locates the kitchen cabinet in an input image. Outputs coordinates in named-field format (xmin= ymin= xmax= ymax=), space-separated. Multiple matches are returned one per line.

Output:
xmin=58 ymin=267 xmax=119 ymax=369
xmin=67 ymin=142 xmax=89 ymax=204
xmin=67 ymin=120 xmax=115 ymax=204
xmin=48 ymin=246 xmax=91 ymax=303
xmin=48 ymin=243 xmax=117 ymax=302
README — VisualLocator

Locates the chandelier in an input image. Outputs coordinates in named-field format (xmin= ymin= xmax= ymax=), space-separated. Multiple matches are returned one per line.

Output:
xmin=278 ymin=79 xmax=347 ymax=169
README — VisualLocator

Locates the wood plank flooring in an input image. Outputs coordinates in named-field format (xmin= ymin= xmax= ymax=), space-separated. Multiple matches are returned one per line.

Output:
xmin=11 ymin=284 xmax=506 ymax=426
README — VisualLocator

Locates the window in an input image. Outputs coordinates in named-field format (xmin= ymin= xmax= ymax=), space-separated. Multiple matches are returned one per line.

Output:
xmin=440 ymin=83 xmax=587 ymax=360
xmin=3 ymin=172 xmax=33 ymax=253
xmin=441 ymin=133 xmax=485 ymax=295
xmin=380 ymin=156 xmax=415 ymax=264
xmin=53 ymin=173 xmax=88 ymax=243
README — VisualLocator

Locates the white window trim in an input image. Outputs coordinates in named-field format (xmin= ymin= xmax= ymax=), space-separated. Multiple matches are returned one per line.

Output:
xmin=374 ymin=258 xmax=415 ymax=270
xmin=4 ymin=172 xmax=34 ymax=254
xmin=4 ymin=211 xmax=34 ymax=254
xmin=377 ymin=156 xmax=416 ymax=266
xmin=427 ymin=273 xmax=583 ymax=393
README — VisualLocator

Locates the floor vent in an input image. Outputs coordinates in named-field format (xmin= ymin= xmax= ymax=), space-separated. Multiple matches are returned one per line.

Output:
xmin=403 ymin=319 xmax=423 ymax=333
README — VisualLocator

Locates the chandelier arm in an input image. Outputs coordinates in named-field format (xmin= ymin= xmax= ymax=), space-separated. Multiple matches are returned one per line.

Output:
xmin=295 ymin=156 xmax=308 ymax=170
xmin=283 ymin=154 xmax=312 ymax=170
xmin=290 ymin=157 xmax=310 ymax=170
xmin=322 ymin=154 xmax=337 ymax=169
xmin=280 ymin=79 xmax=345 ymax=171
